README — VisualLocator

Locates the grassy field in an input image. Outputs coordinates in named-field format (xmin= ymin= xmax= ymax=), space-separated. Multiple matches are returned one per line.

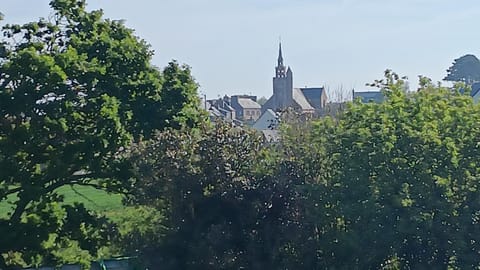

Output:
xmin=0 ymin=185 xmax=124 ymax=219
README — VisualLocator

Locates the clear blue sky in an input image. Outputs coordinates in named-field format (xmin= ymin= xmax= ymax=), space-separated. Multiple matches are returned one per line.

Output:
xmin=2 ymin=0 xmax=480 ymax=99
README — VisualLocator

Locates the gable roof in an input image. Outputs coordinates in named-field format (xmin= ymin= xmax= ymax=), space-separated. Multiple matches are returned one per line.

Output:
xmin=300 ymin=87 xmax=326 ymax=109
xmin=237 ymin=98 xmax=261 ymax=109
xmin=293 ymin=88 xmax=315 ymax=111
xmin=300 ymin=87 xmax=325 ymax=98
xmin=253 ymin=109 xmax=279 ymax=130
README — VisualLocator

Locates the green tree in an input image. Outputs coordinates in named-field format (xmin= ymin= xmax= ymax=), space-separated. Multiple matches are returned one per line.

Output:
xmin=0 ymin=0 xmax=204 ymax=267
xmin=257 ymin=96 xmax=268 ymax=106
xmin=444 ymin=54 xmax=480 ymax=85
xmin=302 ymin=72 xmax=480 ymax=268
xmin=127 ymin=122 xmax=308 ymax=269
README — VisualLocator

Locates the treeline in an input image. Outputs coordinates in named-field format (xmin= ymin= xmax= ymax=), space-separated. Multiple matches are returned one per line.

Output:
xmin=2 ymin=1 xmax=480 ymax=269
xmin=123 ymin=75 xmax=480 ymax=269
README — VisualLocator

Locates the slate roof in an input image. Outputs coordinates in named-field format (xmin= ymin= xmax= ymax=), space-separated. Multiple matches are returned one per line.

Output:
xmin=237 ymin=98 xmax=261 ymax=109
xmin=293 ymin=88 xmax=315 ymax=111
xmin=209 ymin=106 xmax=223 ymax=117
xmin=300 ymin=87 xmax=325 ymax=109
xmin=253 ymin=109 xmax=279 ymax=130
xmin=471 ymin=82 xmax=480 ymax=97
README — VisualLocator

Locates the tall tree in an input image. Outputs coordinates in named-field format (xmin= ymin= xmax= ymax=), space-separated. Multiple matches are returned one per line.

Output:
xmin=0 ymin=0 xmax=204 ymax=267
xmin=303 ymin=73 xmax=480 ymax=268
xmin=127 ymin=121 xmax=308 ymax=269
xmin=444 ymin=54 xmax=480 ymax=85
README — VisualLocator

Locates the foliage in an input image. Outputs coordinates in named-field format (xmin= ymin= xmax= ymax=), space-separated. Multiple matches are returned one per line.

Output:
xmin=257 ymin=96 xmax=268 ymax=106
xmin=127 ymin=122 xmax=307 ymax=269
xmin=301 ymin=72 xmax=480 ymax=268
xmin=0 ymin=0 xmax=204 ymax=267
xmin=128 ymin=71 xmax=480 ymax=269
xmin=444 ymin=54 xmax=480 ymax=85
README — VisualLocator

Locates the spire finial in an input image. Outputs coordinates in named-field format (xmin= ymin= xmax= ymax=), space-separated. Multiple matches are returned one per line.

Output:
xmin=278 ymin=40 xmax=284 ymax=66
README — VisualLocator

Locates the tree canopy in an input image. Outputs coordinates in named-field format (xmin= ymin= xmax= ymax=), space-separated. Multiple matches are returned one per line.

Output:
xmin=128 ymin=73 xmax=480 ymax=269
xmin=0 ymin=0 xmax=204 ymax=267
xmin=444 ymin=54 xmax=480 ymax=85
xmin=308 ymin=75 xmax=480 ymax=268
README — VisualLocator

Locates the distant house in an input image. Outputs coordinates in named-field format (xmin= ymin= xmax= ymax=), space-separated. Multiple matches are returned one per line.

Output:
xmin=352 ymin=90 xmax=384 ymax=103
xmin=205 ymin=96 xmax=237 ymax=122
xmin=253 ymin=109 xmax=279 ymax=130
xmin=251 ymin=109 xmax=280 ymax=143
xmin=230 ymin=95 xmax=262 ymax=122
xmin=202 ymin=95 xmax=262 ymax=125
xmin=262 ymin=43 xmax=326 ymax=114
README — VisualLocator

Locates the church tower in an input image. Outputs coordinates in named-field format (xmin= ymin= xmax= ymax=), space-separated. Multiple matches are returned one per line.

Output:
xmin=273 ymin=42 xmax=293 ymax=109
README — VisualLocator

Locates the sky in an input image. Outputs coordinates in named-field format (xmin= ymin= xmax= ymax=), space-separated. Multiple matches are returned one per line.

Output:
xmin=2 ymin=0 xmax=480 ymax=99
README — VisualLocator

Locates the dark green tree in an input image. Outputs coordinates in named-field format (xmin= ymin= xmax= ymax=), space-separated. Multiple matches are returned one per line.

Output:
xmin=0 ymin=0 xmax=204 ymax=267
xmin=127 ymin=122 xmax=308 ymax=269
xmin=444 ymin=54 xmax=480 ymax=85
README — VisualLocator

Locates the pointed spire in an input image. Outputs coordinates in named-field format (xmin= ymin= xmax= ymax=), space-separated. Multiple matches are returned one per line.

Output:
xmin=275 ymin=42 xmax=287 ymax=78
xmin=278 ymin=42 xmax=284 ymax=67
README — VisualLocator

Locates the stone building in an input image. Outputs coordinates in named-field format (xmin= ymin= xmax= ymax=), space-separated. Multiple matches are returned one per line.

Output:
xmin=230 ymin=95 xmax=262 ymax=122
xmin=262 ymin=43 xmax=327 ymax=114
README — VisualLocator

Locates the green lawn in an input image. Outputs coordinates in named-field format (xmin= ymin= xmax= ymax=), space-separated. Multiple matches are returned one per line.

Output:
xmin=57 ymin=185 xmax=124 ymax=213
xmin=0 ymin=185 xmax=124 ymax=219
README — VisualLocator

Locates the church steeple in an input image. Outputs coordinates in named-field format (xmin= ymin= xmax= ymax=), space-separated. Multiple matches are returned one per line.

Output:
xmin=275 ymin=42 xmax=287 ymax=78
xmin=278 ymin=42 xmax=284 ymax=67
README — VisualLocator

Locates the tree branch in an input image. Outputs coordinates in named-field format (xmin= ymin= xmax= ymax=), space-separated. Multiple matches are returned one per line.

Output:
xmin=3 ymin=186 xmax=22 ymax=197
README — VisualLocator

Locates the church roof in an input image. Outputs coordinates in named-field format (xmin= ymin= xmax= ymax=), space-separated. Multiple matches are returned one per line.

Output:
xmin=300 ymin=87 xmax=326 ymax=110
xmin=293 ymin=88 xmax=315 ymax=111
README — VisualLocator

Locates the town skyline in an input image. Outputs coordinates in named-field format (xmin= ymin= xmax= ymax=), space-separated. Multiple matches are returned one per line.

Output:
xmin=3 ymin=0 xmax=480 ymax=99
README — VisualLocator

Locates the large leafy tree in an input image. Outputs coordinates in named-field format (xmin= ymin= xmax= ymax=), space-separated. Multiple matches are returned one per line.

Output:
xmin=0 ymin=0 xmax=204 ymax=267
xmin=127 ymin=122 xmax=308 ymax=269
xmin=444 ymin=54 xmax=480 ymax=85
xmin=302 ymin=73 xmax=480 ymax=268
